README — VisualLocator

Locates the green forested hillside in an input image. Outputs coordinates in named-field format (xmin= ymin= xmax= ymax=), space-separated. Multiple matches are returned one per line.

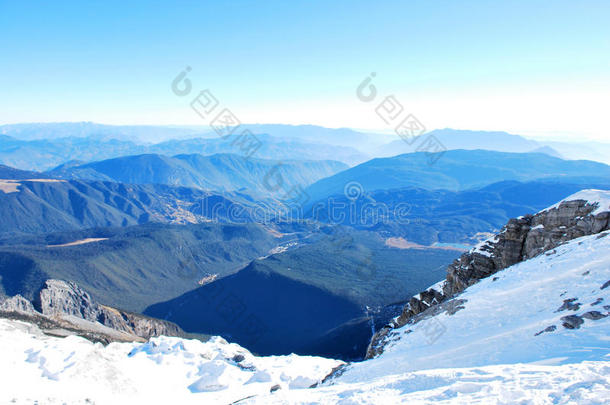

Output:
xmin=146 ymin=226 xmax=459 ymax=359
xmin=0 ymin=222 xmax=285 ymax=311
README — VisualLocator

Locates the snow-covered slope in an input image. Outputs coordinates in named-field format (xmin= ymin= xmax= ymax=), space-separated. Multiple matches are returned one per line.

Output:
xmin=0 ymin=320 xmax=342 ymax=404
xmin=1 ymin=231 xmax=609 ymax=404
xmin=341 ymin=231 xmax=610 ymax=375
xmin=255 ymin=361 xmax=610 ymax=404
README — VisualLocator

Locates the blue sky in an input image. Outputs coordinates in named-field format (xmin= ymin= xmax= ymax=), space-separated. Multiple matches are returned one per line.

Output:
xmin=1 ymin=0 xmax=609 ymax=140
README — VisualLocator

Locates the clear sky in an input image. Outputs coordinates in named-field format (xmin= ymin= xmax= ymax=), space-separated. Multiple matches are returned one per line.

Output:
xmin=1 ymin=0 xmax=609 ymax=141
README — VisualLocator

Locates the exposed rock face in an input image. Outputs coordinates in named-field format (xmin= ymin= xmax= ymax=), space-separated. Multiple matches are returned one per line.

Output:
xmin=105 ymin=308 xmax=184 ymax=339
xmin=445 ymin=200 xmax=608 ymax=297
xmin=0 ymin=294 xmax=36 ymax=313
xmin=367 ymin=192 xmax=610 ymax=359
xmin=2 ymin=279 xmax=184 ymax=341
xmin=35 ymin=279 xmax=103 ymax=320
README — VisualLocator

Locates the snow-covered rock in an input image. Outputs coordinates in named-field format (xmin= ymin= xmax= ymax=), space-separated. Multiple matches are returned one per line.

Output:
xmin=446 ymin=190 xmax=610 ymax=296
xmin=542 ymin=189 xmax=610 ymax=216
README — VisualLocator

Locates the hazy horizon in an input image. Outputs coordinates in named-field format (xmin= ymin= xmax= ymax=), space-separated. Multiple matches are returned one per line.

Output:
xmin=2 ymin=121 xmax=609 ymax=145
xmin=1 ymin=1 xmax=609 ymax=142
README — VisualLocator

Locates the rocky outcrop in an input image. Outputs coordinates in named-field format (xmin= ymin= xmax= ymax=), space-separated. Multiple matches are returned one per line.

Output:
xmin=2 ymin=279 xmax=184 ymax=342
xmin=0 ymin=294 xmax=36 ymax=313
xmin=367 ymin=190 xmax=610 ymax=359
xmin=445 ymin=198 xmax=608 ymax=298
xmin=102 ymin=306 xmax=184 ymax=339
xmin=35 ymin=279 xmax=103 ymax=320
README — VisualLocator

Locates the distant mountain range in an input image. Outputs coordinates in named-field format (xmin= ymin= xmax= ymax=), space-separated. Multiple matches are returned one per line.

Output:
xmin=2 ymin=149 xmax=609 ymax=241
xmin=48 ymin=153 xmax=347 ymax=197
xmin=0 ymin=122 xmax=202 ymax=143
xmin=0 ymin=123 xmax=373 ymax=170
xmin=0 ymin=164 xmax=45 ymax=180
xmin=541 ymin=140 xmax=610 ymax=164
xmin=375 ymin=129 xmax=542 ymax=156
xmin=3 ymin=123 xmax=610 ymax=172
xmin=234 ymin=124 xmax=391 ymax=149
xmin=305 ymin=150 xmax=610 ymax=203
xmin=149 ymin=134 xmax=369 ymax=166
xmin=375 ymin=128 xmax=610 ymax=164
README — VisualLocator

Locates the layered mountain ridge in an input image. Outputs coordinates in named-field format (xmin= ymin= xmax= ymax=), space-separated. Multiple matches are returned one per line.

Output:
xmin=305 ymin=149 xmax=610 ymax=203
xmin=49 ymin=152 xmax=348 ymax=196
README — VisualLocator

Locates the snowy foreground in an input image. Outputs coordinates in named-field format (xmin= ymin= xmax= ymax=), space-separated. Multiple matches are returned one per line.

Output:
xmin=1 ymin=232 xmax=610 ymax=404
xmin=0 ymin=320 xmax=341 ymax=404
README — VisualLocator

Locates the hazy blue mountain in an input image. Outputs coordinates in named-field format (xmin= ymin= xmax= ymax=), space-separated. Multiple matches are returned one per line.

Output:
xmin=376 ymin=128 xmax=610 ymax=165
xmin=541 ymin=140 xmax=610 ymax=165
xmin=0 ymin=164 xmax=45 ymax=179
xmin=49 ymin=160 xmax=87 ymax=171
xmin=529 ymin=145 xmax=563 ymax=158
xmin=50 ymin=153 xmax=348 ymax=197
xmin=0 ymin=176 xmax=275 ymax=236
xmin=0 ymin=122 xmax=202 ymax=143
xmin=0 ymin=134 xmax=147 ymax=171
xmin=0 ymin=127 xmax=369 ymax=170
xmin=0 ymin=122 xmax=387 ymax=148
xmin=150 ymin=133 xmax=369 ymax=166
xmin=306 ymin=180 xmax=610 ymax=245
xmin=3 ymin=123 xmax=608 ymax=171
xmin=238 ymin=124 xmax=392 ymax=149
xmin=305 ymin=150 xmax=610 ymax=203
xmin=375 ymin=128 xmax=543 ymax=157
